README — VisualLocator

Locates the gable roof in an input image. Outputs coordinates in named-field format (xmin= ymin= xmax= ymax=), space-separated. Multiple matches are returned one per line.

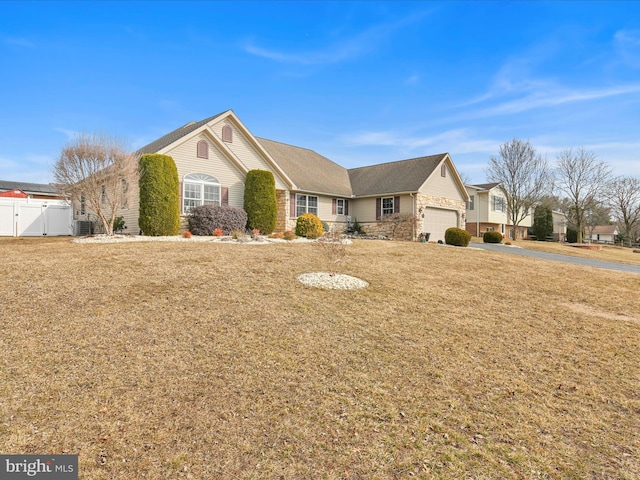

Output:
xmin=135 ymin=112 xmax=226 ymax=156
xmin=348 ymin=154 xmax=448 ymax=197
xmin=468 ymin=182 xmax=500 ymax=191
xmin=256 ymin=138 xmax=352 ymax=196
xmin=0 ymin=180 xmax=59 ymax=196
xmin=590 ymin=225 xmax=618 ymax=235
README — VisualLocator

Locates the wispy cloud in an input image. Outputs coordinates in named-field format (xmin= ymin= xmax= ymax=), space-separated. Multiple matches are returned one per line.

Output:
xmin=614 ymin=29 xmax=640 ymax=68
xmin=53 ymin=128 xmax=80 ymax=140
xmin=243 ymin=10 xmax=429 ymax=66
xmin=404 ymin=74 xmax=419 ymax=86
xmin=3 ymin=37 xmax=35 ymax=49
xmin=343 ymin=128 xmax=499 ymax=155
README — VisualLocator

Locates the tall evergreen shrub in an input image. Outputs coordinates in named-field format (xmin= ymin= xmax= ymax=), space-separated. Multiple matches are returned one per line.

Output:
xmin=532 ymin=205 xmax=554 ymax=241
xmin=244 ymin=170 xmax=277 ymax=234
xmin=138 ymin=154 xmax=180 ymax=236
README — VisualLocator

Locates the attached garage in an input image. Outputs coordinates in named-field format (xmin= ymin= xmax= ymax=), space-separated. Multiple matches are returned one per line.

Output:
xmin=0 ymin=198 xmax=73 ymax=237
xmin=423 ymin=207 xmax=458 ymax=243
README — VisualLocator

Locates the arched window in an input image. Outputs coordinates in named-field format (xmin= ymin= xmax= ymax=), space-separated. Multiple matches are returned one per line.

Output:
xmin=221 ymin=125 xmax=233 ymax=143
xmin=197 ymin=140 xmax=209 ymax=159
xmin=183 ymin=173 xmax=220 ymax=213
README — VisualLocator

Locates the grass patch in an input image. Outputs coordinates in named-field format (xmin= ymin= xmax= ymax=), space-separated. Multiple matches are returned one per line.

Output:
xmin=1 ymin=237 xmax=639 ymax=478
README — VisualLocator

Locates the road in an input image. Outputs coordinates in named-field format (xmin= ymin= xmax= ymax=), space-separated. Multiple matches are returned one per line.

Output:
xmin=470 ymin=242 xmax=640 ymax=275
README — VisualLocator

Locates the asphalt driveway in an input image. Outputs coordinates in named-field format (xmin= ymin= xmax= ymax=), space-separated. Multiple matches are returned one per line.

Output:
xmin=470 ymin=242 xmax=640 ymax=275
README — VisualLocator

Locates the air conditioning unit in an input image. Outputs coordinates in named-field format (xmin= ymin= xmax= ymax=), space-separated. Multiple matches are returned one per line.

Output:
xmin=74 ymin=220 xmax=92 ymax=236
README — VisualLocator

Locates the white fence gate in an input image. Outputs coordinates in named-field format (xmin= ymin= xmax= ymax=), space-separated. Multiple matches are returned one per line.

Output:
xmin=0 ymin=198 xmax=73 ymax=236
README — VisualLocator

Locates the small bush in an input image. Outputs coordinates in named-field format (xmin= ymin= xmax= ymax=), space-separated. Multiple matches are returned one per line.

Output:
xmin=188 ymin=205 xmax=248 ymax=236
xmin=483 ymin=231 xmax=503 ymax=243
xmin=445 ymin=227 xmax=471 ymax=247
xmin=113 ymin=216 xmax=126 ymax=233
xmin=269 ymin=232 xmax=283 ymax=239
xmin=182 ymin=230 xmax=192 ymax=238
xmin=295 ymin=213 xmax=324 ymax=239
xmin=321 ymin=221 xmax=330 ymax=233
xmin=213 ymin=228 xmax=223 ymax=237
xmin=283 ymin=230 xmax=296 ymax=241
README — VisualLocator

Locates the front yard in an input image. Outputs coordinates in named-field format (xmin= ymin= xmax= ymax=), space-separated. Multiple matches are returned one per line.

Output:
xmin=1 ymin=238 xmax=638 ymax=478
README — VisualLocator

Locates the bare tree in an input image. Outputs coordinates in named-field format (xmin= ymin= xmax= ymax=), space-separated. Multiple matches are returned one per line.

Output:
xmin=555 ymin=147 xmax=612 ymax=243
xmin=52 ymin=133 xmax=138 ymax=235
xmin=606 ymin=176 xmax=640 ymax=247
xmin=486 ymin=138 xmax=550 ymax=240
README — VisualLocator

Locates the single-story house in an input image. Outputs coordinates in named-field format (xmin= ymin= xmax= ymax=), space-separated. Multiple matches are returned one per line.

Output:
xmin=585 ymin=225 xmax=619 ymax=244
xmin=464 ymin=182 xmax=532 ymax=240
xmin=75 ymin=110 xmax=470 ymax=242
xmin=0 ymin=180 xmax=62 ymax=200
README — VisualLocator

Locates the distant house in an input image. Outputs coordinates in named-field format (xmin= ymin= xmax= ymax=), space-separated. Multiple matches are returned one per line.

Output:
xmin=80 ymin=110 xmax=469 ymax=242
xmin=552 ymin=210 xmax=567 ymax=242
xmin=585 ymin=225 xmax=619 ymax=244
xmin=464 ymin=183 xmax=532 ymax=240
xmin=0 ymin=180 xmax=62 ymax=200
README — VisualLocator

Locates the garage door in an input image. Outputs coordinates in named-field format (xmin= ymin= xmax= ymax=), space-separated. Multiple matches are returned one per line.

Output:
xmin=423 ymin=208 xmax=458 ymax=243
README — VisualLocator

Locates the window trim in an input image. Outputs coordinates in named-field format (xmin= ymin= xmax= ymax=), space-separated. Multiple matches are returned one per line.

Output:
xmin=295 ymin=193 xmax=319 ymax=217
xmin=381 ymin=196 xmax=394 ymax=216
xmin=182 ymin=173 xmax=221 ymax=214
xmin=467 ymin=195 xmax=474 ymax=211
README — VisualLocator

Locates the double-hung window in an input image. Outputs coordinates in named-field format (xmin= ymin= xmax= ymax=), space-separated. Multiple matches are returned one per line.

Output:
xmin=492 ymin=195 xmax=506 ymax=212
xmin=296 ymin=194 xmax=318 ymax=216
xmin=336 ymin=198 xmax=345 ymax=215
xmin=183 ymin=173 xmax=221 ymax=213
xmin=382 ymin=197 xmax=394 ymax=216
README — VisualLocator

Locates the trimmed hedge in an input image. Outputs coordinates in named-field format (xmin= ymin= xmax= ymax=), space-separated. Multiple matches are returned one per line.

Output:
xmin=188 ymin=205 xmax=248 ymax=236
xmin=138 ymin=154 xmax=181 ymax=236
xmin=295 ymin=213 xmax=324 ymax=239
xmin=483 ymin=231 xmax=503 ymax=243
xmin=244 ymin=170 xmax=277 ymax=234
xmin=445 ymin=227 xmax=471 ymax=247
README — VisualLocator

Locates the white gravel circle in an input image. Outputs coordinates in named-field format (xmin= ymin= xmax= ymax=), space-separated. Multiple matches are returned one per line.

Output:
xmin=296 ymin=272 xmax=368 ymax=290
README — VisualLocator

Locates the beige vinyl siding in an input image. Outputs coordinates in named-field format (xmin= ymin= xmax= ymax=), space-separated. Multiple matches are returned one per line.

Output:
xmin=420 ymin=160 xmax=464 ymax=200
xmin=211 ymin=121 xmax=289 ymax=190
xmin=348 ymin=197 xmax=375 ymax=222
xmin=117 ymin=185 xmax=140 ymax=233
xmin=164 ymin=133 xmax=246 ymax=211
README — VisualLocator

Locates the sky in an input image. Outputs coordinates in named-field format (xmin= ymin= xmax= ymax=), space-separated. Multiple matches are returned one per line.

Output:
xmin=1 ymin=0 xmax=639 ymax=185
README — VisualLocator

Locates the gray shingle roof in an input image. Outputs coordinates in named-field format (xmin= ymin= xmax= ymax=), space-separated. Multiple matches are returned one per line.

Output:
xmin=256 ymin=138 xmax=353 ymax=196
xmin=0 ymin=180 xmax=59 ymax=196
xmin=469 ymin=182 xmax=500 ymax=191
xmin=135 ymin=111 xmax=227 ymax=155
xmin=348 ymin=154 xmax=448 ymax=197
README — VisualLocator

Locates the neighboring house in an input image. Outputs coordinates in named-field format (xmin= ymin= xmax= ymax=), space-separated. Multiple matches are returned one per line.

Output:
xmin=0 ymin=180 xmax=62 ymax=200
xmin=464 ymin=183 xmax=532 ymax=240
xmin=585 ymin=225 xmax=619 ymax=244
xmin=78 ymin=110 xmax=469 ymax=242
xmin=552 ymin=210 xmax=567 ymax=242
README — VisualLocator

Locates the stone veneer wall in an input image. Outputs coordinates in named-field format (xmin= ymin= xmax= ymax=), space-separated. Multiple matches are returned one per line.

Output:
xmin=275 ymin=190 xmax=290 ymax=232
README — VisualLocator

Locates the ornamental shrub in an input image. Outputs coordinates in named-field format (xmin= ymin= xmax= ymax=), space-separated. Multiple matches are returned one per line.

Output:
xmin=244 ymin=170 xmax=277 ymax=234
xmin=483 ymin=231 xmax=503 ymax=243
xmin=532 ymin=204 xmax=554 ymax=241
xmin=295 ymin=213 xmax=324 ymax=239
xmin=188 ymin=205 xmax=248 ymax=236
xmin=445 ymin=227 xmax=471 ymax=247
xmin=138 ymin=154 xmax=181 ymax=236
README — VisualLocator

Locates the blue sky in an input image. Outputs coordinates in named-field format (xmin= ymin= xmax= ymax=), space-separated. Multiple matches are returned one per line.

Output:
xmin=1 ymin=1 xmax=639 ymax=185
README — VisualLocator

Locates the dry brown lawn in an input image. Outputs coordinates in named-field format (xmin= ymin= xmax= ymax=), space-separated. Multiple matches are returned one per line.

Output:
xmin=1 ymin=237 xmax=639 ymax=479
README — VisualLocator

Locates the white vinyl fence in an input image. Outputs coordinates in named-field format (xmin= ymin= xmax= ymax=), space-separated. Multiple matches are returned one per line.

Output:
xmin=0 ymin=198 xmax=73 ymax=236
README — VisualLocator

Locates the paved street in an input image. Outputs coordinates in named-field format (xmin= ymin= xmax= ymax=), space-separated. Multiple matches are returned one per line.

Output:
xmin=470 ymin=242 xmax=640 ymax=275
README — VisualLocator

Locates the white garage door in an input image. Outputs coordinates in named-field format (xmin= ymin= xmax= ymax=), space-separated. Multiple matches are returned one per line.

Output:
xmin=423 ymin=208 xmax=458 ymax=243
